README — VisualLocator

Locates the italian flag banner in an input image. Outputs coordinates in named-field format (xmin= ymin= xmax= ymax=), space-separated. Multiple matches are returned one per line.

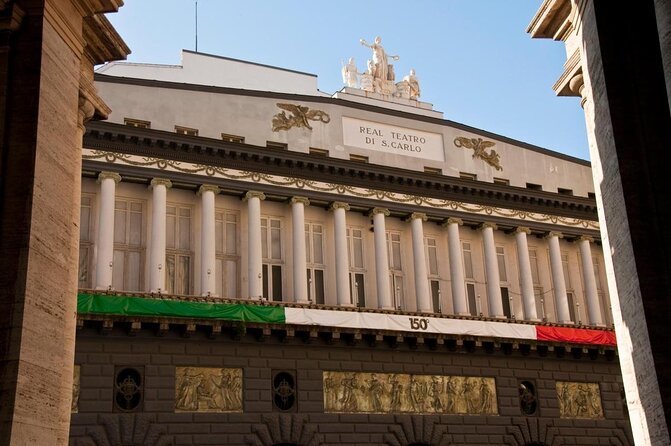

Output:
xmin=77 ymin=293 xmax=615 ymax=346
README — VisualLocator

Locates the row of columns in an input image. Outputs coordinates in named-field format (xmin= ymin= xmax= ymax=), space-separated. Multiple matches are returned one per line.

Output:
xmin=93 ymin=173 xmax=604 ymax=325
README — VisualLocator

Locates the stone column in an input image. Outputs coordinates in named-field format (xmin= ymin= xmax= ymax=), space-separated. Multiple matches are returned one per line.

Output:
xmin=480 ymin=222 xmax=504 ymax=318
xmin=94 ymin=171 xmax=121 ymax=290
xmin=408 ymin=212 xmax=431 ymax=313
xmin=515 ymin=227 xmax=539 ymax=321
xmin=290 ymin=197 xmax=310 ymax=303
xmin=244 ymin=191 xmax=265 ymax=299
xmin=546 ymin=231 xmax=571 ymax=323
xmin=370 ymin=208 xmax=392 ymax=310
xmin=149 ymin=178 xmax=172 ymax=293
xmin=330 ymin=202 xmax=352 ymax=306
xmin=578 ymin=236 xmax=604 ymax=326
xmin=443 ymin=218 xmax=468 ymax=315
xmin=0 ymin=2 xmax=128 ymax=442
xmin=198 ymin=185 xmax=220 ymax=296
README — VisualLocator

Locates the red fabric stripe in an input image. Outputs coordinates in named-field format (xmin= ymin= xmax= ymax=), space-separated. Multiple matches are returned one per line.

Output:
xmin=535 ymin=326 xmax=617 ymax=346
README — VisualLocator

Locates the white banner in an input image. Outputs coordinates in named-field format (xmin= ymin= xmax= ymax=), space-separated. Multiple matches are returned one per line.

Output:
xmin=342 ymin=117 xmax=445 ymax=162
xmin=284 ymin=308 xmax=537 ymax=340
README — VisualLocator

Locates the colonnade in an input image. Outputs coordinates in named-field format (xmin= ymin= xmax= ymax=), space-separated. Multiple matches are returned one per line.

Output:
xmin=91 ymin=172 xmax=605 ymax=326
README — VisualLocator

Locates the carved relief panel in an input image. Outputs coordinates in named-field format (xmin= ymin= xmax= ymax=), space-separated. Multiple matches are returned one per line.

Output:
xmin=323 ymin=371 xmax=497 ymax=415
xmin=175 ymin=367 xmax=243 ymax=413
xmin=556 ymin=381 xmax=603 ymax=418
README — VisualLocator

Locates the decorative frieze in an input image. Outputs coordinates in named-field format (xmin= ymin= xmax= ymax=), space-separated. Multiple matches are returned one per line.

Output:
xmin=556 ymin=381 xmax=603 ymax=418
xmin=323 ymin=371 xmax=497 ymax=415
xmin=82 ymin=149 xmax=599 ymax=231
xmin=175 ymin=367 xmax=243 ymax=413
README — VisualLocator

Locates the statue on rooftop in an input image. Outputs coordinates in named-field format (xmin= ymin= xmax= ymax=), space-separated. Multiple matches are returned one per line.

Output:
xmin=341 ymin=57 xmax=362 ymax=88
xmin=403 ymin=69 xmax=421 ymax=100
xmin=360 ymin=36 xmax=399 ymax=83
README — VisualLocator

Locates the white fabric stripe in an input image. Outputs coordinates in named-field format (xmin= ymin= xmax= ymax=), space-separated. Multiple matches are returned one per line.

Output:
xmin=284 ymin=308 xmax=537 ymax=340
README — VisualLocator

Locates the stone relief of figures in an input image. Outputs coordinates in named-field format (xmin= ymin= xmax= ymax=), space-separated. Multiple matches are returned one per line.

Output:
xmin=72 ymin=365 xmax=80 ymax=413
xmin=454 ymin=136 xmax=503 ymax=171
xmin=175 ymin=367 xmax=242 ymax=413
xmin=323 ymin=371 xmax=497 ymax=415
xmin=271 ymin=103 xmax=331 ymax=132
xmin=556 ymin=381 xmax=603 ymax=419
xmin=342 ymin=36 xmax=421 ymax=100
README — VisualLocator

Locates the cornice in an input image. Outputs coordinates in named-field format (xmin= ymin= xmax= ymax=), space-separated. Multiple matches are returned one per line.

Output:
xmin=83 ymin=121 xmax=598 ymax=222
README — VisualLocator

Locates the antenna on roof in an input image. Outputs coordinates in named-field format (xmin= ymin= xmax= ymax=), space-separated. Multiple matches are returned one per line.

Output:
xmin=195 ymin=0 xmax=198 ymax=52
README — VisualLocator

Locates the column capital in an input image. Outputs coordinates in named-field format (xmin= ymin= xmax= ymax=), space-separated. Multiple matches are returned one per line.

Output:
xmin=149 ymin=178 xmax=172 ymax=190
xmin=478 ymin=222 xmax=498 ymax=231
xmin=289 ymin=196 xmax=310 ymax=206
xmin=329 ymin=201 xmax=350 ymax=211
xmin=406 ymin=212 xmax=428 ymax=222
xmin=514 ymin=226 xmax=531 ymax=235
xmin=544 ymin=231 xmax=563 ymax=240
xmin=243 ymin=191 xmax=266 ymax=202
xmin=97 ymin=171 xmax=121 ymax=184
xmin=197 ymin=184 xmax=221 ymax=196
xmin=442 ymin=217 xmax=463 ymax=227
xmin=368 ymin=207 xmax=390 ymax=217
xmin=577 ymin=235 xmax=595 ymax=243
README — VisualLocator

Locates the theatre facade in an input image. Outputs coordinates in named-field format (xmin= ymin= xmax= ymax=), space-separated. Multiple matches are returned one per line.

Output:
xmin=69 ymin=48 xmax=632 ymax=445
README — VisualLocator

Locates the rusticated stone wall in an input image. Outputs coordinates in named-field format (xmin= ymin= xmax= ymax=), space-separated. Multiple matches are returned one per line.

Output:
xmin=69 ymin=325 xmax=631 ymax=446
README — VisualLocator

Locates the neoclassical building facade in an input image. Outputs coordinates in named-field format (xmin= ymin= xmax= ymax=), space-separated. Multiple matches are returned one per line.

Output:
xmin=70 ymin=50 xmax=631 ymax=445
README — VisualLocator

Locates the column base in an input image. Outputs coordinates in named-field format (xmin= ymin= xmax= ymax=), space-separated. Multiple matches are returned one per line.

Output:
xmin=527 ymin=318 xmax=542 ymax=323
xmin=456 ymin=312 xmax=472 ymax=316
xmin=95 ymin=285 xmax=113 ymax=291
xmin=381 ymin=306 xmax=396 ymax=311
xmin=201 ymin=292 xmax=219 ymax=298
xmin=559 ymin=320 xmax=575 ymax=324
xmin=338 ymin=303 xmax=356 ymax=308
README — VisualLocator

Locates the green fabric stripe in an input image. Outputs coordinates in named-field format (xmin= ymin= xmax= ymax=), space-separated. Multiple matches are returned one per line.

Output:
xmin=77 ymin=293 xmax=286 ymax=324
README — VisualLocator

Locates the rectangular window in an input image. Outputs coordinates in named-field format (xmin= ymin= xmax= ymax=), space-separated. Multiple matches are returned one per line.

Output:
xmin=306 ymin=222 xmax=325 ymax=304
xmin=567 ymin=291 xmax=577 ymax=323
xmin=529 ymin=249 xmax=541 ymax=285
xmin=462 ymin=241 xmax=474 ymax=279
xmin=309 ymin=147 xmax=329 ymax=156
xmin=426 ymin=238 xmax=439 ymax=276
xmin=588 ymin=192 xmax=596 ymax=199
xmin=112 ymin=199 xmax=145 ymax=292
xmin=534 ymin=286 xmax=545 ymax=320
xmin=215 ymin=210 xmax=239 ymax=298
xmin=266 ymin=141 xmax=288 ymax=150
xmin=466 ymin=282 xmax=478 ymax=316
xmin=526 ymin=182 xmax=542 ymax=191
xmin=221 ymin=133 xmax=245 ymax=143
xmin=501 ymin=287 xmax=512 ymax=318
xmin=424 ymin=166 xmax=442 ymax=175
xmin=558 ymin=188 xmax=573 ymax=195
xmin=496 ymin=246 xmax=507 ymax=282
xmin=459 ymin=172 xmax=477 ymax=180
xmin=175 ymin=125 xmax=198 ymax=136
xmin=349 ymin=154 xmax=369 ymax=163
xmin=78 ymin=195 xmax=94 ymax=288
xmin=347 ymin=228 xmax=365 ymax=307
xmin=386 ymin=232 xmax=404 ymax=310
xmin=493 ymin=177 xmax=510 ymax=185
xmin=124 ymin=117 xmax=150 ymax=129
xmin=261 ymin=217 xmax=283 ymax=301
xmin=561 ymin=253 xmax=573 ymax=289
xmin=165 ymin=204 xmax=192 ymax=295
xmin=430 ymin=280 xmax=441 ymax=313
xmin=349 ymin=272 xmax=366 ymax=308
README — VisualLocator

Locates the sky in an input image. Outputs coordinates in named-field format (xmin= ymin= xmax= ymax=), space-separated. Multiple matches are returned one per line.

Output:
xmin=106 ymin=1 xmax=589 ymax=160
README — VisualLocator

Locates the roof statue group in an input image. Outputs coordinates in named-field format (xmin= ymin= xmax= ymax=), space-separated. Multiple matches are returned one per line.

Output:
xmin=342 ymin=36 xmax=421 ymax=100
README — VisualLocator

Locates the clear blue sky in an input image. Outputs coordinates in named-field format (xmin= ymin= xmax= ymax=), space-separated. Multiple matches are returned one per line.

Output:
xmin=106 ymin=1 xmax=589 ymax=160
